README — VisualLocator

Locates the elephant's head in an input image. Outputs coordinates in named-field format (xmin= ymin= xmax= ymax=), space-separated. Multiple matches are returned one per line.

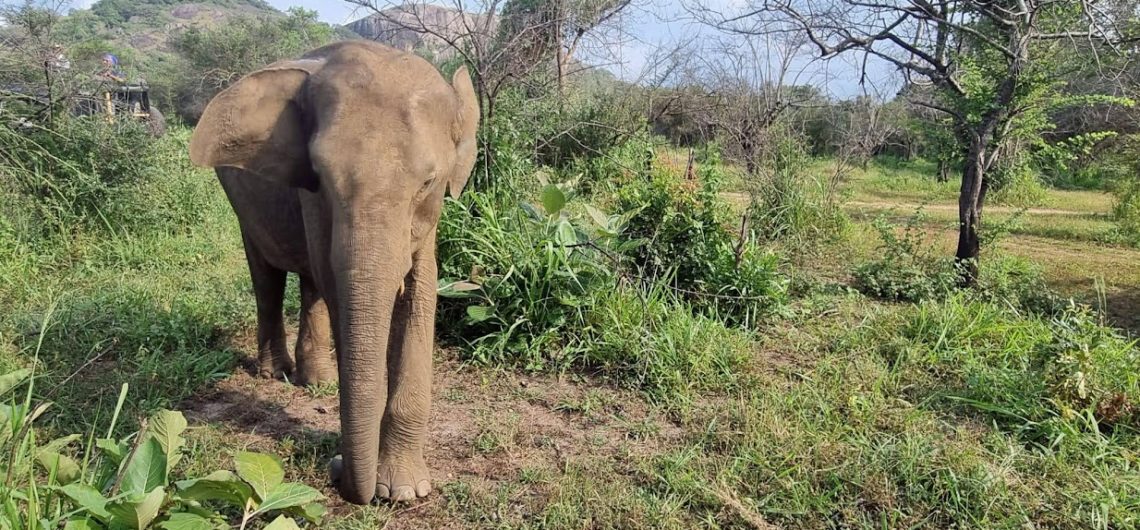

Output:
xmin=188 ymin=41 xmax=479 ymax=504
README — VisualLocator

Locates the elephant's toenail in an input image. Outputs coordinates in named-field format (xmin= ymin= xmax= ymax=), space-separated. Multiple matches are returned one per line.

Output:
xmin=391 ymin=485 xmax=416 ymax=501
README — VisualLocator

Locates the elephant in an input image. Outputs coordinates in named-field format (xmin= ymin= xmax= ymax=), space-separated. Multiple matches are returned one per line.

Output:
xmin=187 ymin=40 xmax=479 ymax=504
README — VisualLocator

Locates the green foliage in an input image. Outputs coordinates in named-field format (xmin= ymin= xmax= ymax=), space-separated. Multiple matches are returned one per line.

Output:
xmin=0 ymin=366 xmax=324 ymax=529
xmin=579 ymin=283 xmax=754 ymax=406
xmin=901 ymin=294 xmax=1140 ymax=438
xmin=742 ymin=124 xmax=849 ymax=244
xmin=614 ymin=146 xmax=788 ymax=327
xmin=853 ymin=209 xmax=960 ymax=303
xmin=988 ymin=158 xmax=1048 ymax=208
xmin=437 ymin=181 xmax=757 ymax=404
xmin=168 ymin=7 xmax=337 ymax=121
xmin=1104 ymin=134 xmax=1140 ymax=247
xmin=0 ymin=122 xmax=215 ymax=237
xmin=436 ymin=180 xmax=620 ymax=370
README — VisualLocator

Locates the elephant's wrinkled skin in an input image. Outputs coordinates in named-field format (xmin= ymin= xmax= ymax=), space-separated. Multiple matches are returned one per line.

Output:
xmin=188 ymin=40 xmax=479 ymax=505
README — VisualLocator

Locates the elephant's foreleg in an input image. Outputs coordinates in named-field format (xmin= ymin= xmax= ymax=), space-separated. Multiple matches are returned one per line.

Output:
xmin=243 ymin=239 xmax=294 ymax=380
xmin=376 ymin=245 xmax=436 ymax=501
xmin=294 ymin=275 xmax=337 ymax=386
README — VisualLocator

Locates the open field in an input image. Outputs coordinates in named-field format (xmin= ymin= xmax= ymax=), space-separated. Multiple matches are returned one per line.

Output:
xmin=2 ymin=133 xmax=1139 ymax=529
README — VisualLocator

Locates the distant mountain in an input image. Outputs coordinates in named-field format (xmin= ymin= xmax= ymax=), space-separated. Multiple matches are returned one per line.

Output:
xmin=64 ymin=0 xmax=289 ymax=53
xmin=345 ymin=4 xmax=496 ymax=59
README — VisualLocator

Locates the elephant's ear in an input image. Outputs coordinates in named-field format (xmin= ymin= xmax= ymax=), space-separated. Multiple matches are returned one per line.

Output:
xmin=189 ymin=60 xmax=324 ymax=189
xmin=448 ymin=65 xmax=480 ymax=198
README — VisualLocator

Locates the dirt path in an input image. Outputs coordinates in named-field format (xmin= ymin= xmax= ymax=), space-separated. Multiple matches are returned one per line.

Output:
xmin=845 ymin=200 xmax=1100 ymax=217
xmin=720 ymin=192 xmax=1104 ymax=217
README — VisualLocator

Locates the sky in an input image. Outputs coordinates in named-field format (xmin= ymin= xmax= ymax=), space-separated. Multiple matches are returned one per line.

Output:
xmin=263 ymin=0 xmax=896 ymax=99
xmin=61 ymin=0 xmax=894 ymax=99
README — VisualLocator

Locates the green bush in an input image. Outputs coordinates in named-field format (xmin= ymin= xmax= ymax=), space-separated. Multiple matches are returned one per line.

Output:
xmin=437 ymin=183 xmax=756 ymax=405
xmin=1 ymin=122 xmax=215 ymax=241
xmin=742 ymin=124 xmax=848 ymax=245
xmin=614 ymin=147 xmax=788 ymax=327
xmin=1109 ymin=176 xmax=1140 ymax=247
xmin=852 ymin=210 xmax=960 ymax=303
xmin=0 ymin=366 xmax=325 ymax=529
xmin=436 ymin=183 xmax=618 ymax=371
xmin=989 ymin=161 xmax=1048 ymax=208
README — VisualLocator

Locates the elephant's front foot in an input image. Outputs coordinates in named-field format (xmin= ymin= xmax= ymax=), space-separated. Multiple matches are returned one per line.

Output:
xmin=326 ymin=454 xmax=431 ymax=503
xmin=257 ymin=351 xmax=294 ymax=381
xmin=376 ymin=453 xmax=431 ymax=502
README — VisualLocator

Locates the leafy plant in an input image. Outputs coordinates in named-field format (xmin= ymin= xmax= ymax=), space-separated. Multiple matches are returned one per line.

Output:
xmin=0 ymin=366 xmax=324 ymax=530
xmin=614 ymin=149 xmax=788 ymax=326
xmin=437 ymin=181 xmax=621 ymax=370
xmin=852 ymin=207 xmax=960 ymax=303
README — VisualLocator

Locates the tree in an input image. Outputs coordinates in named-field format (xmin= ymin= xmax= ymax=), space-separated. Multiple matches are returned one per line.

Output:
xmin=345 ymin=0 xmax=635 ymax=185
xmin=169 ymin=7 xmax=338 ymax=121
xmin=698 ymin=0 xmax=1136 ymax=284
xmin=692 ymin=31 xmax=821 ymax=175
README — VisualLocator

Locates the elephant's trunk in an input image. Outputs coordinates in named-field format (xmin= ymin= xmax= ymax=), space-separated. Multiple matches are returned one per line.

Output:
xmin=332 ymin=217 xmax=411 ymax=505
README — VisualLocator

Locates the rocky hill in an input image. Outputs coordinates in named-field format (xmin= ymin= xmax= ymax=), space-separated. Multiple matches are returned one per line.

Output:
xmin=345 ymin=4 xmax=496 ymax=59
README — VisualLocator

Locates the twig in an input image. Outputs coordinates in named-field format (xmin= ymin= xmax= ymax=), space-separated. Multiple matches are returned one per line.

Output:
xmin=710 ymin=487 xmax=780 ymax=530
xmin=110 ymin=417 xmax=149 ymax=497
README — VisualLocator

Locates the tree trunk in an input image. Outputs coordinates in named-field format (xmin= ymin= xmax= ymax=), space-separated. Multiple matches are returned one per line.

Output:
xmin=955 ymin=140 xmax=988 ymax=286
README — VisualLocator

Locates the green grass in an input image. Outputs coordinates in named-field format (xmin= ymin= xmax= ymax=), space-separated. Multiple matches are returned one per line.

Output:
xmin=3 ymin=128 xmax=1139 ymax=528
xmin=0 ymin=126 xmax=251 ymax=436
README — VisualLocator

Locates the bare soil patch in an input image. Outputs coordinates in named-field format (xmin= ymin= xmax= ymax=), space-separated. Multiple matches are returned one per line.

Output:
xmin=178 ymin=347 xmax=683 ymax=525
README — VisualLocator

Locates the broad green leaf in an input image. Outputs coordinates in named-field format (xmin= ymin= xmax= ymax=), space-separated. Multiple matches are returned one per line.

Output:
xmin=63 ymin=517 xmax=104 ymax=530
xmin=36 ymin=450 xmax=81 ymax=485
xmin=60 ymin=483 xmax=111 ymax=519
xmin=262 ymin=515 xmax=301 ymax=530
xmin=539 ymin=185 xmax=566 ymax=216
xmin=120 ymin=438 xmax=167 ymax=495
xmin=174 ymin=470 xmax=253 ymax=508
xmin=617 ymin=238 xmax=648 ymax=253
xmin=96 ymin=438 xmax=128 ymax=464
xmin=252 ymin=482 xmax=324 ymax=516
xmin=285 ymin=502 xmax=326 ymax=524
xmin=584 ymin=204 xmax=609 ymax=228
xmin=0 ymin=368 xmax=31 ymax=396
xmin=556 ymin=220 xmax=578 ymax=247
xmin=105 ymin=487 xmax=164 ymax=530
xmin=156 ymin=513 xmax=214 ymax=530
xmin=41 ymin=434 xmax=81 ymax=455
xmin=466 ymin=305 xmax=494 ymax=323
xmin=146 ymin=410 xmax=187 ymax=473
xmin=234 ymin=452 xmax=285 ymax=501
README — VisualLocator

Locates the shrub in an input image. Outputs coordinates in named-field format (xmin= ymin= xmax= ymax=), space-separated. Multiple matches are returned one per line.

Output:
xmin=742 ymin=124 xmax=849 ymax=245
xmin=436 ymin=183 xmax=617 ymax=370
xmin=1109 ymin=175 xmax=1140 ymax=247
xmin=0 ymin=366 xmax=325 ymax=529
xmin=852 ymin=209 xmax=959 ymax=303
xmin=989 ymin=161 xmax=1048 ymax=208
xmin=1 ymin=121 xmax=217 ymax=241
xmin=614 ymin=147 xmax=788 ymax=327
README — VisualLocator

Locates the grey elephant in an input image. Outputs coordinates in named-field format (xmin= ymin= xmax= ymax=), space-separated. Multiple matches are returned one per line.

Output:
xmin=188 ymin=40 xmax=479 ymax=504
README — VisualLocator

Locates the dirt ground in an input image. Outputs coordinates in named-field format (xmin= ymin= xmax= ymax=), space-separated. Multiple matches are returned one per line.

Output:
xmin=180 ymin=346 xmax=682 ymax=528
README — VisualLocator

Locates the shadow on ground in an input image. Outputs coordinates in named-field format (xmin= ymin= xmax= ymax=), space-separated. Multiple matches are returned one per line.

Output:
xmin=177 ymin=347 xmax=683 ymax=524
